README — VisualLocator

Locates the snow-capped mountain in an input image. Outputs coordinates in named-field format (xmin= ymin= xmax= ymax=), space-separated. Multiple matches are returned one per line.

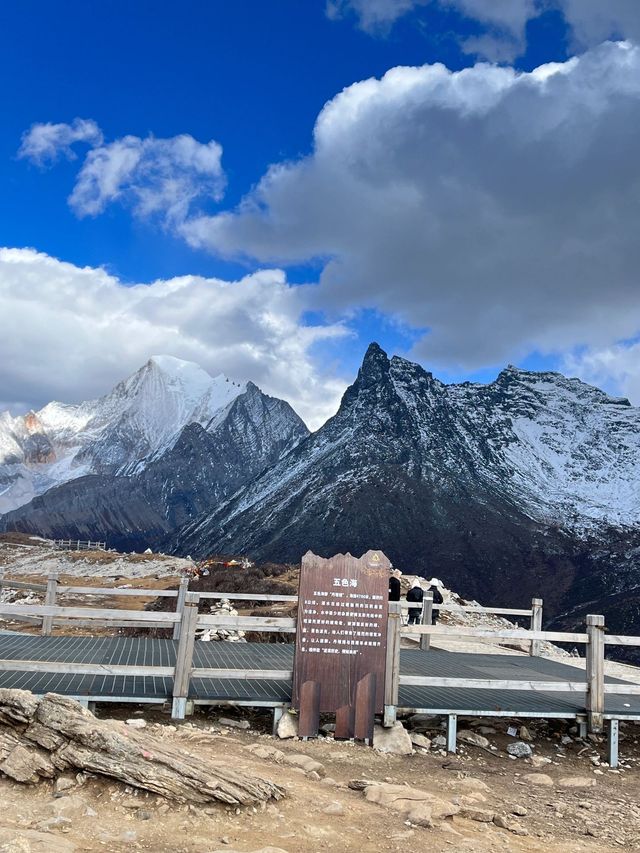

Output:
xmin=171 ymin=343 xmax=640 ymax=621
xmin=0 ymin=355 xmax=287 ymax=515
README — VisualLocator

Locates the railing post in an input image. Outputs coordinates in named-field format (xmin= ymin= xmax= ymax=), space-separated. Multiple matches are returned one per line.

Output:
xmin=172 ymin=577 xmax=190 ymax=641
xmin=530 ymin=597 xmax=543 ymax=656
xmin=383 ymin=601 xmax=401 ymax=727
xmin=41 ymin=572 xmax=58 ymax=636
xmin=586 ymin=614 xmax=605 ymax=733
xmin=172 ymin=592 xmax=199 ymax=719
xmin=420 ymin=594 xmax=433 ymax=652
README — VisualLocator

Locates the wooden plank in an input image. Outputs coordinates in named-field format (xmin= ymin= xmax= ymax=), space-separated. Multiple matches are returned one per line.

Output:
xmin=603 ymin=683 xmax=640 ymax=695
xmin=420 ymin=594 xmax=432 ymax=652
xmin=0 ymin=614 xmax=42 ymax=626
xmin=384 ymin=601 xmax=402 ymax=725
xmin=193 ymin=667 xmax=293 ymax=680
xmin=298 ymin=680 xmax=320 ymax=739
xmin=58 ymin=587 xmax=178 ymax=597
xmin=0 ymin=580 xmax=48 ymax=592
xmin=197 ymin=592 xmax=298 ymax=602
xmin=41 ymin=573 xmax=58 ymax=636
xmin=586 ymin=614 xmax=605 ymax=733
xmin=172 ymin=593 xmax=200 ymax=706
xmin=530 ymin=597 xmax=543 ymax=657
xmin=399 ymin=675 xmax=587 ymax=692
xmin=402 ymin=625 xmax=589 ymax=643
xmin=197 ymin=615 xmax=296 ymax=631
xmin=0 ymin=660 xmax=173 ymax=677
xmin=52 ymin=619 xmax=175 ymax=629
xmin=604 ymin=635 xmax=640 ymax=647
xmin=172 ymin=577 xmax=190 ymax=641
xmin=0 ymin=604 xmax=180 ymax=622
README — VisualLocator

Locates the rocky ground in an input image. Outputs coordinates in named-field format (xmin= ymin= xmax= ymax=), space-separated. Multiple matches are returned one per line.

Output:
xmin=0 ymin=701 xmax=639 ymax=853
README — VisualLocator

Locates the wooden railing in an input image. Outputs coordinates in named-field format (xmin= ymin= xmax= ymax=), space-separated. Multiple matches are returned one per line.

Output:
xmin=2 ymin=575 xmax=637 ymax=763
xmin=53 ymin=539 xmax=106 ymax=551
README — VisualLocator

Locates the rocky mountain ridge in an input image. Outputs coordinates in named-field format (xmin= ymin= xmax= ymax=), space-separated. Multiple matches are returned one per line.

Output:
xmin=0 ymin=357 xmax=308 ymax=548
xmin=171 ymin=343 xmax=640 ymax=624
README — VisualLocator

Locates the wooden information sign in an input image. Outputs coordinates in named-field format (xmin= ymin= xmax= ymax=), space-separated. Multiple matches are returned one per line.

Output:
xmin=293 ymin=550 xmax=391 ymax=739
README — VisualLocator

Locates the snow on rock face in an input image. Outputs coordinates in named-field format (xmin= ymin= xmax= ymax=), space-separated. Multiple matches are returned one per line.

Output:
xmin=0 ymin=355 xmax=247 ymax=513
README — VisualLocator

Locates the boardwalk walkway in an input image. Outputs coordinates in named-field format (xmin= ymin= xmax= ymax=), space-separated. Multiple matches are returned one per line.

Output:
xmin=1 ymin=634 xmax=639 ymax=722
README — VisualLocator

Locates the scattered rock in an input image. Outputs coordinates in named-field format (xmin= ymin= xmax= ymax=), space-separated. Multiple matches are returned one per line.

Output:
xmin=511 ymin=804 xmax=528 ymax=816
xmin=217 ymin=717 xmax=250 ymax=730
xmin=431 ymin=735 xmax=446 ymax=749
xmin=476 ymin=726 xmax=497 ymax=735
xmin=507 ymin=742 xmax=532 ymax=758
xmin=459 ymin=806 xmax=495 ymax=823
xmin=447 ymin=778 xmax=490 ymax=794
xmin=322 ymin=801 xmax=344 ymax=815
xmin=53 ymin=777 xmax=76 ymax=795
xmin=558 ymin=777 xmax=597 ymax=788
xmin=276 ymin=713 xmax=298 ymax=740
xmin=125 ymin=718 xmax=146 ymax=729
xmin=530 ymin=755 xmax=552 ymax=768
xmin=409 ymin=733 xmax=431 ymax=750
xmin=373 ymin=722 xmax=413 ymax=755
xmin=283 ymin=754 xmax=325 ymax=776
xmin=494 ymin=814 xmax=529 ymax=835
xmin=364 ymin=782 xmax=458 ymax=828
xmin=457 ymin=730 xmax=490 ymax=749
xmin=522 ymin=773 xmax=553 ymax=787
xmin=0 ymin=828 xmax=77 ymax=852
xmin=519 ymin=726 xmax=534 ymax=742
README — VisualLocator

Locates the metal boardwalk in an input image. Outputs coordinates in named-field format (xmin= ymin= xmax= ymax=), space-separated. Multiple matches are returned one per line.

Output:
xmin=1 ymin=635 xmax=639 ymax=719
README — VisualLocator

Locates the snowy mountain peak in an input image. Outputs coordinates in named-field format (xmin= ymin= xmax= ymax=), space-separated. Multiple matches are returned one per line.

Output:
xmin=0 ymin=356 xmax=253 ymax=513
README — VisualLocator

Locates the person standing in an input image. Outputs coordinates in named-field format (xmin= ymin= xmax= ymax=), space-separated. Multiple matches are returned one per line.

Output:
xmin=388 ymin=568 xmax=401 ymax=601
xmin=406 ymin=578 xmax=424 ymax=624
xmin=427 ymin=578 xmax=444 ymax=624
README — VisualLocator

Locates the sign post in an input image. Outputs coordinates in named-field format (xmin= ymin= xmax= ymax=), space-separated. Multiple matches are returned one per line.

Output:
xmin=293 ymin=549 xmax=391 ymax=742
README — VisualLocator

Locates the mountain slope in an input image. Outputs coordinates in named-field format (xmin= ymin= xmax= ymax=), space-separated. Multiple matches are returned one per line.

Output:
xmin=171 ymin=343 xmax=640 ymax=619
xmin=1 ymin=381 xmax=308 ymax=551
xmin=0 ymin=355 xmax=247 ymax=515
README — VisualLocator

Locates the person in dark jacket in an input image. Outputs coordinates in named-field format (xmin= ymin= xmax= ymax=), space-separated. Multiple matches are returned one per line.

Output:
xmin=406 ymin=578 xmax=424 ymax=624
xmin=388 ymin=569 xmax=401 ymax=601
xmin=426 ymin=578 xmax=444 ymax=624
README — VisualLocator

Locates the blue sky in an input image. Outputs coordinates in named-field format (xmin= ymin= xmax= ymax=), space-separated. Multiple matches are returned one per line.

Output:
xmin=2 ymin=1 xmax=640 ymax=426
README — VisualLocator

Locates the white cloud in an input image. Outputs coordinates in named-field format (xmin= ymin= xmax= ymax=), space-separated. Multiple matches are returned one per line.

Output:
xmin=18 ymin=119 xmax=103 ymax=166
xmin=563 ymin=342 xmax=640 ymax=406
xmin=181 ymin=42 xmax=640 ymax=371
xmin=0 ymin=248 xmax=348 ymax=429
xmin=330 ymin=0 xmax=640 ymax=61
xmin=19 ymin=122 xmax=225 ymax=227
xmin=69 ymin=134 xmax=225 ymax=224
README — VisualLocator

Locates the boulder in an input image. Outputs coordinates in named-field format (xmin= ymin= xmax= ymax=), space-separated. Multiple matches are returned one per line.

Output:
xmin=457 ymin=730 xmax=489 ymax=749
xmin=364 ymin=782 xmax=458 ymax=828
xmin=276 ymin=712 xmax=298 ymax=740
xmin=409 ymin=733 xmax=431 ymax=750
xmin=373 ymin=722 xmax=413 ymax=755
xmin=507 ymin=742 xmax=532 ymax=758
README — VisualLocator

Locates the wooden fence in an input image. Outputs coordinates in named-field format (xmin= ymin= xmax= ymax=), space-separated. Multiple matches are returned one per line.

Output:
xmin=0 ymin=575 xmax=638 ymax=766
xmin=53 ymin=539 xmax=106 ymax=551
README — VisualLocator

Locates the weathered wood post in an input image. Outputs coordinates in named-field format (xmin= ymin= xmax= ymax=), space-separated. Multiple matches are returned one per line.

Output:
xmin=530 ymin=598 xmax=543 ymax=656
xmin=41 ymin=572 xmax=59 ymax=636
xmin=383 ymin=600 xmax=402 ymax=727
xmin=172 ymin=591 xmax=200 ymax=720
xmin=172 ymin=577 xmax=190 ymax=641
xmin=420 ymin=593 xmax=433 ymax=652
xmin=585 ymin=614 xmax=605 ymax=733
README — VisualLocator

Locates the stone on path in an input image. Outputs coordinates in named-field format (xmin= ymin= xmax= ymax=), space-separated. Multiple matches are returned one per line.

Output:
xmin=364 ymin=782 xmax=459 ymax=828
xmin=522 ymin=773 xmax=553 ymax=786
xmin=457 ymin=730 xmax=490 ymax=749
xmin=373 ymin=722 xmax=413 ymax=755
xmin=558 ymin=776 xmax=597 ymax=788
xmin=507 ymin=742 xmax=532 ymax=758
xmin=276 ymin=712 xmax=298 ymax=740
xmin=409 ymin=733 xmax=431 ymax=750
